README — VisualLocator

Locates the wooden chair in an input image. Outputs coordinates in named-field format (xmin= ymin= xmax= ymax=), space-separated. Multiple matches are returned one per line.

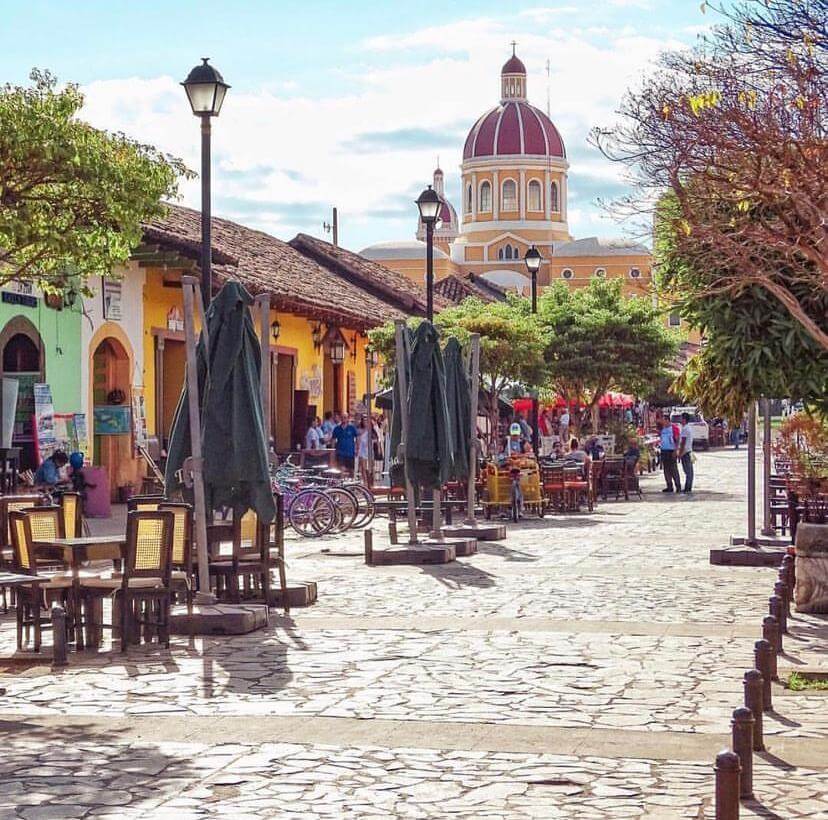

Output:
xmin=601 ymin=458 xmax=627 ymax=501
xmin=59 ymin=491 xmax=84 ymax=538
xmin=268 ymin=494 xmax=290 ymax=613
xmin=209 ymin=508 xmax=271 ymax=604
xmin=8 ymin=510 xmax=73 ymax=652
xmin=21 ymin=506 xmax=67 ymax=570
xmin=563 ymin=464 xmax=593 ymax=512
xmin=540 ymin=463 xmax=565 ymax=513
xmin=159 ymin=502 xmax=193 ymax=615
xmin=81 ymin=510 xmax=174 ymax=652
xmin=127 ymin=495 xmax=166 ymax=512
xmin=0 ymin=494 xmax=43 ymax=553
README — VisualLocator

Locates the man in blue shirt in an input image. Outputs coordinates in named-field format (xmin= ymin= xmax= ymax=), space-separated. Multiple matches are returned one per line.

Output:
xmin=332 ymin=413 xmax=358 ymax=475
xmin=658 ymin=417 xmax=681 ymax=493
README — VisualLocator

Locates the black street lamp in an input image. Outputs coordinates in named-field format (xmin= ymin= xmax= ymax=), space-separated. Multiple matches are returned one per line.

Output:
xmin=524 ymin=245 xmax=542 ymax=314
xmin=416 ymin=184 xmax=441 ymax=322
xmin=524 ymin=245 xmax=544 ymax=455
xmin=182 ymin=58 xmax=230 ymax=307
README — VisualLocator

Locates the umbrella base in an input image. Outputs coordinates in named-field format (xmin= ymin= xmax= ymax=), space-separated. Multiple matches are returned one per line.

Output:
xmin=424 ymin=535 xmax=478 ymax=556
xmin=442 ymin=523 xmax=506 ymax=542
xmin=267 ymin=581 xmax=318 ymax=608
xmin=709 ymin=545 xmax=786 ymax=567
xmin=170 ymin=603 xmax=269 ymax=636
xmin=730 ymin=533 xmax=790 ymax=548
xmin=367 ymin=542 xmax=456 ymax=566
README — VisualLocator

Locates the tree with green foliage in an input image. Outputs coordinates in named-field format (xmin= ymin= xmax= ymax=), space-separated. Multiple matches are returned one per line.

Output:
xmin=537 ymin=278 xmax=677 ymax=431
xmin=655 ymin=195 xmax=828 ymax=419
xmin=0 ymin=70 xmax=189 ymax=297
xmin=368 ymin=297 xmax=546 ymax=441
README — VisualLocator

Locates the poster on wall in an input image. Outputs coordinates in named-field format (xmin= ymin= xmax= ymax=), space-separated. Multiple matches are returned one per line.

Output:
xmin=33 ymin=383 xmax=55 ymax=461
xmin=74 ymin=414 xmax=88 ymax=456
xmin=12 ymin=374 xmax=37 ymax=437
xmin=132 ymin=392 xmax=147 ymax=448
xmin=102 ymin=279 xmax=122 ymax=321
xmin=1 ymin=378 xmax=19 ymax=448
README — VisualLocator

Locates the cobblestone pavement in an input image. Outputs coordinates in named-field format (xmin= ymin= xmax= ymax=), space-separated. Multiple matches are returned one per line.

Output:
xmin=0 ymin=448 xmax=825 ymax=818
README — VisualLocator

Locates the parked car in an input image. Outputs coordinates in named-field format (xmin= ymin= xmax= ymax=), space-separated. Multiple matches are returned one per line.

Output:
xmin=670 ymin=406 xmax=710 ymax=450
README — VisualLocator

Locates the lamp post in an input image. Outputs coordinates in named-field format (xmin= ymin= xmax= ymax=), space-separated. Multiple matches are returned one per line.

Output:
xmin=524 ymin=245 xmax=543 ymax=454
xmin=365 ymin=347 xmax=379 ymax=486
xmin=182 ymin=58 xmax=230 ymax=307
xmin=416 ymin=185 xmax=441 ymax=322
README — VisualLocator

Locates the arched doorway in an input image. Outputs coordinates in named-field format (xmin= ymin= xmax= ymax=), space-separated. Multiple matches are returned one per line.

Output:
xmin=90 ymin=333 xmax=136 ymax=499
xmin=0 ymin=317 xmax=45 ymax=469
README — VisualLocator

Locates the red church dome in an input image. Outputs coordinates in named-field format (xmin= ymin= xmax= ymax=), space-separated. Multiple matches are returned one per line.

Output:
xmin=463 ymin=102 xmax=566 ymax=160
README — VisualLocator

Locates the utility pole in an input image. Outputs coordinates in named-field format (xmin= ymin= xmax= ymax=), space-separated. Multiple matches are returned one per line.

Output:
xmin=323 ymin=207 xmax=339 ymax=246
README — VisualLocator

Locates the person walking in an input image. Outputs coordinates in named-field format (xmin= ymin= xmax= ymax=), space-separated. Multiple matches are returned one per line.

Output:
xmin=356 ymin=417 xmax=372 ymax=485
xmin=304 ymin=417 xmax=322 ymax=451
xmin=678 ymin=412 xmax=694 ymax=494
xmin=659 ymin=417 xmax=681 ymax=493
xmin=559 ymin=408 xmax=570 ymax=444
xmin=332 ymin=413 xmax=359 ymax=475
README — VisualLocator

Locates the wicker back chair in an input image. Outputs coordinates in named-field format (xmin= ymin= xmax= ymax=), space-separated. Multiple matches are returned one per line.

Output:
xmin=0 ymin=494 xmax=43 ymax=549
xmin=81 ymin=510 xmax=174 ymax=652
xmin=159 ymin=502 xmax=193 ymax=613
xmin=59 ymin=492 xmax=83 ymax=538
xmin=209 ymin=507 xmax=271 ymax=604
xmin=540 ymin=463 xmax=565 ymax=513
xmin=127 ymin=494 xmax=166 ymax=513
xmin=8 ymin=510 xmax=73 ymax=651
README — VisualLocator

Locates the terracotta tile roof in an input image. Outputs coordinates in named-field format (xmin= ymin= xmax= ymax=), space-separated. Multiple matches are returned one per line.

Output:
xmin=141 ymin=204 xmax=419 ymax=330
xmin=434 ymin=272 xmax=508 ymax=304
xmin=289 ymin=232 xmax=449 ymax=313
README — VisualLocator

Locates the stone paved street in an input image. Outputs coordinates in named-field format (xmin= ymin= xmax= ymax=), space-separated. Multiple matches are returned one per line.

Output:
xmin=0 ymin=448 xmax=826 ymax=818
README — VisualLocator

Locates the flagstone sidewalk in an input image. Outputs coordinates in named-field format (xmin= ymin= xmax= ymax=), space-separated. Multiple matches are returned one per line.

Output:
xmin=0 ymin=448 xmax=825 ymax=818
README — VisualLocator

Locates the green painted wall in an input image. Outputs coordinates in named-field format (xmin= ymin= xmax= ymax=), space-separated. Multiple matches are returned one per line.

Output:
xmin=0 ymin=295 xmax=83 ymax=413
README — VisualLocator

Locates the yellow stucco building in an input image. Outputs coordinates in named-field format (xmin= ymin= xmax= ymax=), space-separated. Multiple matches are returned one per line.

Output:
xmin=361 ymin=49 xmax=655 ymax=304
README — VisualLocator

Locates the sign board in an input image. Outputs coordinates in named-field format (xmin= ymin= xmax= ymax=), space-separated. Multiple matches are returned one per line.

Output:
xmin=93 ymin=405 xmax=132 ymax=435
xmin=1 ymin=291 xmax=37 ymax=309
xmin=132 ymin=392 xmax=148 ymax=448
xmin=167 ymin=306 xmax=184 ymax=332
xmin=102 ymin=279 xmax=122 ymax=320
xmin=1 ymin=378 xmax=18 ymax=448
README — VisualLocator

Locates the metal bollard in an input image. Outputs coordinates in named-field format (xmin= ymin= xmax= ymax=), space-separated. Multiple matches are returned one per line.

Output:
xmin=731 ymin=708 xmax=754 ymax=800
xmin=782 ymin=552 xmax=795 ymax=592
xmin=387 ymin=518 xmax=398 ymax=545
xmin=754 ymin=639 xmax=774 ymax=710
xmin=773 ymin=581 xmax=788 ymax=632
xmin=768 ymin=595 xmax=785 ymax=641
xmin=715 ymin=750 xmax=741 ymax=820
xmin=762 ymin=614 xmax=781 ymax=659
xmin=743 ymin=669 xmax=764 ymax=751
xmin=364 ymin=528 xmax=373 ymax=565
xmin=51 ymin=604 xmax=68 ymax=668
xmin=776 ymin=571 xmax=791 ymax=617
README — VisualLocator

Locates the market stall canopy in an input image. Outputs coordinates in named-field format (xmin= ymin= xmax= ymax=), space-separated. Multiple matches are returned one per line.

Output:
xmin=165 ymin=281 xmax=275 ymax=522
xmin=376 ymin=386 xmax=511 ymax=417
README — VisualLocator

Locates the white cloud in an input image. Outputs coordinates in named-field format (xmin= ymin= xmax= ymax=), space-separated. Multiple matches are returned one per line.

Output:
xmin=79 ymin=12 xmax=685 ymax=250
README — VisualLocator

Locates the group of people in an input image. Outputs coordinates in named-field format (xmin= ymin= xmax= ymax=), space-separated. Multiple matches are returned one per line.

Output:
xmin=658 ymin=413 xmax=695 ymax=494
xmin=304 ymin=410 xmax=386 ymax=482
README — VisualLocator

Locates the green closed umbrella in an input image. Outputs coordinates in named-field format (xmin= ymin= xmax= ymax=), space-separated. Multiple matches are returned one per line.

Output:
xmin=406 ymin=321 xmax=454 ymax=491
xmin=443 ymin=337 xmax=471 ymax=481
xmin=165 ymin=281 xmax=275 ymax=523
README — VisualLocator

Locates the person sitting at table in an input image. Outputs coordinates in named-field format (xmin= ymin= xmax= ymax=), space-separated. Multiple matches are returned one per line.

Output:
xmin=584 ymin=436 xmax=604 ymax=460
xmin=566 ymin=438 xmax=589 ymax=464
xmin=34 ymin=450 xmax=69 ymax=488
xmin=623 ymin=437 xmax=641 ymax=471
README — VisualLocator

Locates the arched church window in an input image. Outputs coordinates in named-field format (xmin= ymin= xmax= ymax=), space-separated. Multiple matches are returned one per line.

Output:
xmin=528 ymin=180 xmax=542 ymax=211
xmin=498 ymin=247 xmax=504 ymax=260
xmin=550 ymin=181 xmax=559 ymax=212
xmin=479 ymin=181 xmax=492 ymax=212
xmin=465 ymin=184 xmax=473 ymax=214
xmin=505 ymin=245 xmax=513 ymax=260
xmin=502 ymin=179 xmax=517 ymax=211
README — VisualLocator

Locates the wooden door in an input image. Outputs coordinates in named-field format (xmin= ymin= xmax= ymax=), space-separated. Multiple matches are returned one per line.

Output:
xmin=275 ymin=353 xmax=295 ymax=452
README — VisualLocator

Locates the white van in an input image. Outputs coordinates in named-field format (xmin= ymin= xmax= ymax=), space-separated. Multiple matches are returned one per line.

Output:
xmin=670 ymin=407 xmax=710 ymax=450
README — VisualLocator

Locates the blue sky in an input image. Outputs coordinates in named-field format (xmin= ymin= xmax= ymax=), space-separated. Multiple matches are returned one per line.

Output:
xmin=3 ymin=1 xmax=712 ymax=251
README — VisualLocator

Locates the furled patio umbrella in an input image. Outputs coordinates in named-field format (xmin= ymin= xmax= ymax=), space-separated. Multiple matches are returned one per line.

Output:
xmin=443 ymin=337 xmax=470 ymax=481
xmin=406 ymin=321 xmax=453 ymax=491
xmin=165 ymin=281 xmax=275 ymax=523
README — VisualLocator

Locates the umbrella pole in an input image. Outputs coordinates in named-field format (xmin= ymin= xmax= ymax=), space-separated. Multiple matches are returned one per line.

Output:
xmin=394 ymin=320 xmax=418 ymax=545
xmin=182 ymin=276 xmax=214 ymax=603
xmin=465 ymin=334 xmax=480 ymax=525
xmin=255 ymin=295 xmax=272 ymax=448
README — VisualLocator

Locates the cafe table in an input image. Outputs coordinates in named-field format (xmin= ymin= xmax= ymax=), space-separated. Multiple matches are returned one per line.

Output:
xmin=33 ymin=535 xmax=127 ymax=649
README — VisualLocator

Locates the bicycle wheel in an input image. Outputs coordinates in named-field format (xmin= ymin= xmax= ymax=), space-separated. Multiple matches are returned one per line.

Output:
xmin=326 ymin=487 xmax=359 ymax=532
xmin=289 ymin=490 xmax=335 ymax=537
xmin=346 ymin=484 xmax=376 ymax=528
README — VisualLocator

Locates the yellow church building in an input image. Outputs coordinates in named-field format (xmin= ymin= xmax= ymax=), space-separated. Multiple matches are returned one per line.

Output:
xmin=361 ymin=49 xmax=653 ymax=300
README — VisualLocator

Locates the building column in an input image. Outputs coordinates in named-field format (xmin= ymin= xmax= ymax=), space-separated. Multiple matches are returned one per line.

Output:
xmin=492 ymin=171 xmax=499 ymax=220
xmin=561 ymin=174 xmax=568 ymax=222
xmin=519 ymin=169 xmax=526 ymax=220
xmin=544 ymin=169 xmax=551 ymax=220
xmin=471 ymin=173 xmax=477 ymax=220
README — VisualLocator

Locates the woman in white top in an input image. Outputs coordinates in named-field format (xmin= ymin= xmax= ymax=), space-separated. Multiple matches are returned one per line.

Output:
xmin=356 ymin=417 xmax=372 ymax=485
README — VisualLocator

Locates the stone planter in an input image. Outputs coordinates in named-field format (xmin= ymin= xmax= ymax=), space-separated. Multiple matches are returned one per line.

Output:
xmin=794 ymin=522 xmax=828 ymax=613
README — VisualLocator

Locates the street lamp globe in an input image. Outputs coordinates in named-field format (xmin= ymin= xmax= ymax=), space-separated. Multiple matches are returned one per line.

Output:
xmin=415 ymin=185 xmax=441 ymax=224
xmin=524 ymin=245 xmax=542 ymax=275
xmin=330 ymin=338 xmax=346 ymax=365
xmin=270 ymin=319 xmax=281 ymax=343
xmin=365 ymin=348 xmax=379 ymax=368
xmin=182 ymin=58 xmax=230 ymax=116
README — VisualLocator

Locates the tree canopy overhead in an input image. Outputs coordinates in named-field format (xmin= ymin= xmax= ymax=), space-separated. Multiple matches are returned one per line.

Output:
xmin=537 ymin=278 xmax=677 ymax=427
xmin=0 ymin=70 xmax=189 ymax=295
xmin=594 ymin=0 xmax=828 ymax=351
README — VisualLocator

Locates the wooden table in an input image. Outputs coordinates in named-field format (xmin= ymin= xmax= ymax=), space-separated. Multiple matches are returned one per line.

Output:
xmin=33 ymin=535 xmax=127 ymax=648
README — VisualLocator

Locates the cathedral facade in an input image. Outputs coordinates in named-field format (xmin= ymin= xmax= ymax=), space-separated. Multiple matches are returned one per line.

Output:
xmin=361 ymin=50 xmax=653 ymax=299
